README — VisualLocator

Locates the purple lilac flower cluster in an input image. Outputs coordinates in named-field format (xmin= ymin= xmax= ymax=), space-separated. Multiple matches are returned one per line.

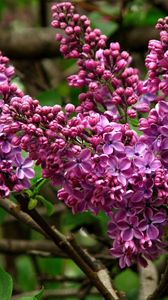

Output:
xmin=50 ymin=2 xmax=168 ymax=267
xmin=1 ymin=2 xmax=168 ymax=268
xmin=145 ymin=17 xmax=168 ymax=99
xmin=51 ymin=2 xmax=146 ymax=121
xmin=0 ymin=52 xmax=34 ymax=197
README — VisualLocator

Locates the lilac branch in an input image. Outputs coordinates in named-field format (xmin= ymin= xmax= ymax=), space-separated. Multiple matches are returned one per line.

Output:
xmin=0 ymin=197 xmax=44 ymax=235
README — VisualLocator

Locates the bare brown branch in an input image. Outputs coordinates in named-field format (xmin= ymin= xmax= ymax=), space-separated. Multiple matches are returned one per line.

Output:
xmin=0 ymin=197 xmax=44 ymax=235
xmin=0 ymin=26 xmax=159 ymax=59
xmin=11 ymin=287 xmax=99 ymax=300
xmin=16 ymin=195 xmax=119 ymax=300
xmin=0 ymin=28 xmax=58 ymax=59
xmin=0 ymin=238 xmax=114 ymax=262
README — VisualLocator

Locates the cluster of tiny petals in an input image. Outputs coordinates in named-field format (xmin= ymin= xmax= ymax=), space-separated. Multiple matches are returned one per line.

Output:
xmin=1 ymin=9 xmax=168 ymax=269
xmin=7 ymin=87 xmax=168 ymax=268
xmin=51 ymin=2 xmax=144 ymax=120
xmin=0 ymin=52 xmax=34 ymax=197
xmin=51 ymin=7 xmax=168 ymax=267
xmin=144 ymin=17 xmax=168 ymax=101
xmin=51 ymin=2 xmax=106 ymax=59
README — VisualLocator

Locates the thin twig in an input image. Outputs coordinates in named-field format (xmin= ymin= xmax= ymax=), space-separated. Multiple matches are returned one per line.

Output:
xmin=17 ymin=195 xmax=119 ymax=300
xmin=0 ymin=27 xmax=158 ymax=59
xmin=11 ymin=288 xmax=100 ymax=300
xmin=0 ymin=197 xmax=44 ymax=235
xmin=0 ymin=238 xmax=113 ymax=260
xmin=39 ymin=274 xmax=85 ymax=283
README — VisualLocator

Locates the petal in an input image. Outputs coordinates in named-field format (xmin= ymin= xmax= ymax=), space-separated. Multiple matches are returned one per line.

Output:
xmin=23 ymin=168 xmax=35 ymax=179
xmin=150 ymin=160 xmax=161 ymax=170
xmin=147 ymin=224 xmax=159 ymax=240
xmin=152 ymin=212 xmax=166 ymax=223
xmin=119 ymin=256 xmax=126 ymax=269
xmin=103 ymin=144 xmax=113 ymax=155
xmin=133 ymin=229 xmax=144 ymax=239
xmin=119 ymin=158 xmax=131 ymax=171
xmin=1 ymin=141 xmax=11 ymax=153
xmin=15 ymin=153 xmax=23 ymax=166
xmin=79 ymin=149 xmax=91 ymax=160
xmin=22 ymin=158 xmax=34 ymax=168
xmin=138 ymin=220 xmax=147 ymax=231
xmin=117 ymin=220 xmax=128 ymax=230
xmin=118 ymin=174 xmax=127 ymax=186
xmin=108 ymin=156 xmax=118 ymax=168
xmin=82 ymin=162 xmax=92 ymax=172
xmin=100 ymin=154 xmax=108 ymax=166
xmin=135 ymin=143 xmax=147 ymax=154
xmin=134 ymin=158 xmax=144 ymax=169
xmin=161 ymin=138 xmax=168 ymax=150
xmin=160 ymin=126 xmax=168 ymax=137
xmin=125 ymin=146 xmax=134 ymax=157
xmin=122 ymin=228 xmax=133 ymax=241
xmin=113 ymin=142 xmax=124 ymax=152
xmin=16 ymin=168 xmax=24 ymax=179
xmin=112 ymin=132 xmax=122 ymax=141
xmin=104 ymin=133 xmax=113 ymax=142
xmin=145 ymin=151 xmax=154 ymax=164
xmin=131 ymin=191 xmax=144 ymax=202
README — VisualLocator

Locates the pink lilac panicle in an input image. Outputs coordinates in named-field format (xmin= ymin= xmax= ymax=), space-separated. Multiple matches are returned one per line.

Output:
xmin=144 ymin=17 xmax=168 ymax=101
xmin=1 ymin=10 xmax=168 ymax=269
xmin=51 ymin=6 xmax=168 ymax=267
xmin=0 ymin=52 xmax=35 ymax=196
xmin=51 ymin=2 xmax=144 ymax=122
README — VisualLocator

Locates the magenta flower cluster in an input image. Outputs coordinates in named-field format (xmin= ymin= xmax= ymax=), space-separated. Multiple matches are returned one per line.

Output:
xmin=1 ymin=2 xmax=168 ymax=268
xmin=0 ymin=52 xmax=34 ymax=197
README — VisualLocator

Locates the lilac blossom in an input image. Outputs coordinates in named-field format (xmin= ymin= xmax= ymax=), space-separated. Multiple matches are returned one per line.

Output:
xmin=103 ymin=132 xmax=124 ymax=155
xmin=0 ymin=7 xmax=168 ymax=270
xmin=15 ymin=154 xmax=35 ymax=180
xmin=126 ymin=143 xmax=147 ymax=159
xmin=0 ymin=51 xmax=35 ymax=196
xmin=107 ymin=156 xmax=132 ymax=186
xmin=139 ymin=209 xmax=166 ymax=240
xmin=65 ymin=149 xmax=92 ymax=176
xmin=134 ymin=151 xmax=161 ymax=174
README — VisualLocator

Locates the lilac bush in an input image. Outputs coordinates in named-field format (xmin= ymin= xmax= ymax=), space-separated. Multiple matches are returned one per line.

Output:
xmin=1 ymin=2 xmax=168 ymax=269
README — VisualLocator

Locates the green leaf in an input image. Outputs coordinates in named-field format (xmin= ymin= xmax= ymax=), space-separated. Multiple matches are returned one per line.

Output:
xmin=100 ymin=3 xmax=120 ymax=16
xmin=12 ymin=77 xmax=25 ymax=92
xmin=19 ymin=288 xmax=44 ymax=300
xmin=16 ymin=256 xmax=37 ymax=291
xmin=37 ymin=257 xmax=63 ymax=276
xmin=145 ymin=8 xmax=167 ymax=26
xmin=31 ymin=165 xmax=42 ymax=185
xmin=114 ymin=269 xmax=139 ymax=294
xmin=0 ymin=267 xmax=13 ymax=300
xmin=0 ymin=207 xmax=7 ymax=225
xmin=28 ymin=198 xmax=38 ymax=210
xmin=89 ymin=12 xmax=118 ymax=36
xmin=129 ymin=117 xmax=142 ymax=136
xmin=124 ymin=6 xmax=166 ymax=27
xmin=37 ymin=88 xmax=62 ymax=106
xmin=35 ymin=288 xmax=44 ymax=300
xmin=32 ymin=178 xmax=47 ymax=194
xmin=0 ymin=0 xmax=6 ymax=18
xmin=35 ymin=195 xmax=55 ymax=216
